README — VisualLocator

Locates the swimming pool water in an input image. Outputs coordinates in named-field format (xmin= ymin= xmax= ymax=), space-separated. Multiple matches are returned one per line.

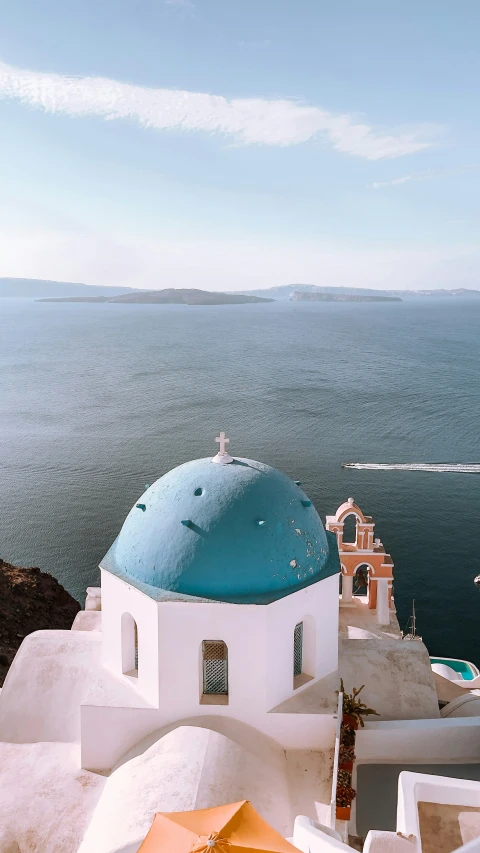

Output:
xmin=430 ymin=658 xmax=476 ymax=680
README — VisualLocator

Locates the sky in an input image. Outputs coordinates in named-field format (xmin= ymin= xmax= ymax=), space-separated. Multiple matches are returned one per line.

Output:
xmin=0 ymin=0 xmax=479 ymax=291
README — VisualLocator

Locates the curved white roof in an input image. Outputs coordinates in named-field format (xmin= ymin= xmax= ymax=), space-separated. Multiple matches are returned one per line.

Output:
xmin=79 ymin=725 xmax=293 ymax=853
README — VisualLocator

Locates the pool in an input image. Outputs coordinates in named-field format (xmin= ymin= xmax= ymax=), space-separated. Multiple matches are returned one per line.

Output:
xmin=430 ymin=657 xmax=479 ymax=681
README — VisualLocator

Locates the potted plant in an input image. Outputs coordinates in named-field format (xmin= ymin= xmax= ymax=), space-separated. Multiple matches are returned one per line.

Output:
xmin=337 ymin=768 xmax=352 ymax=787
xmin=337 ymin=679 xmax=379 ymax=728
xmin=335 ymin=681 xmax=378 ymax=821
xmin=336 ymin=783 xmax=356 ymax=821
xmin=340 ymin=722 xmax=356 ymax=747
xmin=338 ymin=744 xmax=355 ymax=774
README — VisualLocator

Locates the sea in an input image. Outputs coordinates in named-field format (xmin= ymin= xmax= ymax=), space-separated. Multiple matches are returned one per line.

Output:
xmin=1 ymin=296 xmax=479 ymax=664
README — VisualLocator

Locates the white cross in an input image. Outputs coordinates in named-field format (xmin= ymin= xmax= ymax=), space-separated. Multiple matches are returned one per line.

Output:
xmin=215 ymin=431 xmax=230 ymax=455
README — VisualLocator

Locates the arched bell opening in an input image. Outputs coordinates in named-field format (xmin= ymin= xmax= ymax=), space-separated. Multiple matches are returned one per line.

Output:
xmin=342 ymin=513 xmax=358 ymax=545
xmin=353 ymin=564 xmax=370 ymax=598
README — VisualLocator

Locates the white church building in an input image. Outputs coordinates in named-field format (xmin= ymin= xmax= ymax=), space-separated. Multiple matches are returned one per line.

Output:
xmin=2 ymin=434 xmax=480 ymax=853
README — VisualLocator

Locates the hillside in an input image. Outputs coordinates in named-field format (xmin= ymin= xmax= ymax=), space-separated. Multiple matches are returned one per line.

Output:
xmin=0 ymin=278 xmax=135 ymax=298
xmin=38 ymin=288 xmax=274 ymax=305
xmin=0 ymin=558 xmax=80 ymax=686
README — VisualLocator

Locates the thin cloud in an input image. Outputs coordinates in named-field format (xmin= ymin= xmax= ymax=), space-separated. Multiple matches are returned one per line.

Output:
xmin=370 ymin=164 xmax=480 ymax=189
xmin=371 ymin=173 xmax=430 ymax=189
xmin=164 ymin=0 xmax=194 ymax=7
xmin=0 ymin=59 xmax=433 ymax=160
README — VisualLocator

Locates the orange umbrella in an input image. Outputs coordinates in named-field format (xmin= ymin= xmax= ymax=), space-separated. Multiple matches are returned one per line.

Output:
xmin=137 ymin=800 xmax=298 ymax=853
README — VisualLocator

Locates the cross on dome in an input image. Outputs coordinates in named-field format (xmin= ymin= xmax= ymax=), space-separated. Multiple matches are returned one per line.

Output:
xmin=216 ymin=431 xmax=229 ymax=455
xmin=212 ymin=431 xmax=233 ymax=465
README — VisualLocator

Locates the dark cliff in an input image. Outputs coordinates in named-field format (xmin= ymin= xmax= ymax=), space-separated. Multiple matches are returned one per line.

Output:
xmin=0 ymin=558 xmax=80 ymax=686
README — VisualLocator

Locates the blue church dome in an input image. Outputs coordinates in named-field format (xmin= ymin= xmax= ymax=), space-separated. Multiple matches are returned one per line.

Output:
xmin=101 ymin=454 xmax=339 ymax=604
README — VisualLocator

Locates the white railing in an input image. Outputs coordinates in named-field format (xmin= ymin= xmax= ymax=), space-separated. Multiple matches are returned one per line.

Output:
xmin=330 ymin=690 xmax=343 ymax=827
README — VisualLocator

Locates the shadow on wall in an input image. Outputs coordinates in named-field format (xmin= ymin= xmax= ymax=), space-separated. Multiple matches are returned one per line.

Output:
xmin=113 ymin=715 xmax=286 ymax=771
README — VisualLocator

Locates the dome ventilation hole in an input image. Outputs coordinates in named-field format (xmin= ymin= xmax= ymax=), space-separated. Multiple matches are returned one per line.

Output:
xmin=194 ymin=487 xmax=204 ymax=496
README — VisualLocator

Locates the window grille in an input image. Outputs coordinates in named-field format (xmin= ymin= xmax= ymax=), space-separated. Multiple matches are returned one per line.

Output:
xmin=293 ymin=622 xmax=303 ymax=677
xmin=202 ymin=640 xmax=228 ymax=695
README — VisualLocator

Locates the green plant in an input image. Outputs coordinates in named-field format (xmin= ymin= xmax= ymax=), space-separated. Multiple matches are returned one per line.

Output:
xmin=339 ymin=744 xmax=356 ymax=764
xmin=337 ymin=678 xmax=379 ymax=727
xmin=336 ymin=784 xmax=356 ymax=807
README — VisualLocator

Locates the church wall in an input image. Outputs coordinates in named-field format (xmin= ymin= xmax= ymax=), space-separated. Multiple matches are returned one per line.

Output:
xmin=155 ymin=598 xmax=267 ymax=717
xmin=81 ymin=573 xmax=340 ymax=771
xmin=266 ymin=574 xmax=339 ymax=710
xmin=101 ymin=570 xmax=160 ymax=706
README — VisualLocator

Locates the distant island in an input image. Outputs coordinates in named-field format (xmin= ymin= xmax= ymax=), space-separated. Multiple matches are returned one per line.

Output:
xmin=0 ymin=277 xmax=135 ymax=299
xmin=37 ymin=288 xmax=274 ymax=305
xmin=4 ymin=277 xmax=480 ymax=303
xmin=236 ymin=284 xmax=480 ymax=301
xmin=291 ymin=291 xmax=402 ymax=303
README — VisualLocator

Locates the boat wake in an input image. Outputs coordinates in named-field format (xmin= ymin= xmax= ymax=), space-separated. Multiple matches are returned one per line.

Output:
xmin=342 ymin=462 xmax=480 ymax=474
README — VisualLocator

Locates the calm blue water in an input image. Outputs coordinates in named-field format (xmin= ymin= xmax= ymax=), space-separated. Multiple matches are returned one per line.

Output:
xmin=1 ymin=297 xmax=479 ymax=662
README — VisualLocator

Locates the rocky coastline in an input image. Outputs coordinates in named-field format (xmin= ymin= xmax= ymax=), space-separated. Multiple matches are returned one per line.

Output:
xmin=0 ymin=558 xmax=80 ymax=686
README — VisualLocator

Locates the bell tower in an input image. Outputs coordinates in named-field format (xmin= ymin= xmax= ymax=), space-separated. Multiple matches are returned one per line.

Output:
xmin=325 ymin=498 xmax=394 ymax=625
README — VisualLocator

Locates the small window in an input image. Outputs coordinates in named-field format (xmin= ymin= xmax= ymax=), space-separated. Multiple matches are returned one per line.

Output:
xmin=121 ymin=612 xmax=138 ymax=679
xmin=293 ymin=622 xmax=303 ymax=678
xmin=202 ymin=640 xmax=228 ymax=700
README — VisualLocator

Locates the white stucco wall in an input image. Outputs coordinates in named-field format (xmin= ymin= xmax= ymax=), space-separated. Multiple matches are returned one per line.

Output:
xmin=80 ymin=704 xmax=337 ymax=771
xmin=0 ymin=631 xmax=102 ymax=743
xmin=101 ymin=570 xmax=160 ymax=706
xmin=292 ymin=816 xmax=351 ymax=852
xmin=396 ymin=770 xmax=480 ymax=851
xmin=0 ymin=741 xmax=105 ymax=853
xmin=101 ymin=568 xmax=339 ymax=718
xmin=266 ymin=574 xmax=339 ymax=709
xmin=356 ymin=717 xmax=480 ymax=765
xmin=156 ymin=597 xmax=267 ymax=715
xmin=81 ymin=568 xmax=339 ymax=770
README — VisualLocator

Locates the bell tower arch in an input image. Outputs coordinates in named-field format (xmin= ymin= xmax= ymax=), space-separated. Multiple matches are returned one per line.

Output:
xmin=326 ymin=498 xmax=394 ymax=625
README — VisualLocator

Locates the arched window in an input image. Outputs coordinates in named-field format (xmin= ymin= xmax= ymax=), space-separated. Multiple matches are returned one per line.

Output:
xmin=121 ymin=612 xmax=138 ymax=678
xmin=342 ymin=513 xmax=357 ymax=544
xmin=293 ymin=622 xmax=303 ymax=678
xmin=202 ymin=640 xmax=228 ymax=699
xmin=293 ymin=617 xmax=316 ymax=689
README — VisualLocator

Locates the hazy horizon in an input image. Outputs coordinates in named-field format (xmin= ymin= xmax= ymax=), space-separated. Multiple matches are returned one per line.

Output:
xmin=2 ymin=276 xmax=480 ymax=295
